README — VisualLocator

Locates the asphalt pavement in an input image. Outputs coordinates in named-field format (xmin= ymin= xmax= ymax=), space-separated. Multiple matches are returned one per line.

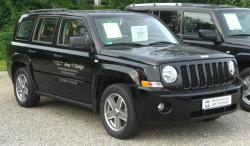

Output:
xmin=0 ymin=71 xmax=249 ymax=146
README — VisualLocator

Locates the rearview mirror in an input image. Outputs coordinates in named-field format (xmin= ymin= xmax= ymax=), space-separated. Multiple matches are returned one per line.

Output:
xmin=69 ymin=36 xmax=90 ymax=50
xmin=198 ymin=29 xmax=221 ymax=43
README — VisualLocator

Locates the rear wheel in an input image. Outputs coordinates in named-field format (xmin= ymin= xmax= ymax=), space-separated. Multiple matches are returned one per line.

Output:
xmin=240 ymin=68 xmax=250 ymax=112
xmin=100 ymin=83 xmax=140 ymax=139
xmin=14 ymin=67 xmax=40 ymax=107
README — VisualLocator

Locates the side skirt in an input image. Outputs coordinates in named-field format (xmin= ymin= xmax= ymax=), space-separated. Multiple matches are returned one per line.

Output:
xmin=36 ymin=91 xmax=94 ymax=110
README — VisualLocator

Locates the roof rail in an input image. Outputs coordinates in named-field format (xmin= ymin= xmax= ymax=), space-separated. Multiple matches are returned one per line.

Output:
xmin=129 ymin=3 xmax=182 ymax=7
xmin=27 ymin=9 xmax=121 ymax=14
xmin=28 ymin=8 xmax=68 ymax=13
xmin=67 ymin=9 xmax=121 ymax=12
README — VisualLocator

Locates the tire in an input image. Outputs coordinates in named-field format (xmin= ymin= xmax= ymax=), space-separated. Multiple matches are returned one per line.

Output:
xmin=240 ymin=67 xmax=250 ymax=112
xmin=13 ymin=67 xmax=40 ymax=107
xmin=100 ymin=83 xmax=141 ymax=139
xmin=202 ymin=116 xmax=221 ymax=122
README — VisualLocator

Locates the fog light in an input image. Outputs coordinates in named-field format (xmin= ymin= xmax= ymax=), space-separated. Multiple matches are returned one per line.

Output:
xmin=158 ymin=102 xmax=172 ymax=114
xmin=158 ymin=103 xmax=165 ymax=112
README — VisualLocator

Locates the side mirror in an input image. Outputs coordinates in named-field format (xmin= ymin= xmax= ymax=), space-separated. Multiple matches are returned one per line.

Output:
xmin=198 ymin=29 xmax=221 ymax=43
xmin=69 ymin=36 xmax=90 ymax=50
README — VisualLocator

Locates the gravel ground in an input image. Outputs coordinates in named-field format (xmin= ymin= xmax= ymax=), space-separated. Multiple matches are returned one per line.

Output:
xmin=0 ymin=71 xmax=250 ymax=146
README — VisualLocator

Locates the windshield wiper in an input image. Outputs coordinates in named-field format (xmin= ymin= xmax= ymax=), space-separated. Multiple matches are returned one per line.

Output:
xmin=105 ymin=42 xmax=146 ymax=47
xmin=230 ymin=34 xmax=250 ymax=37
xmin=147 ymin=41 xmax=177 ymax=46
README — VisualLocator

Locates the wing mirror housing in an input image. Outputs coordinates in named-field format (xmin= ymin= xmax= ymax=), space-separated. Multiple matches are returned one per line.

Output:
xmin=69 ymin=36 xmax=91 ymax=50
xmin=198 ymin=29 xmax=222 ymax=43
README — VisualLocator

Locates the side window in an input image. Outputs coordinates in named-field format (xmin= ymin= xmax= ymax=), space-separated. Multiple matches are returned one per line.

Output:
xmin=33 ymin=17 xmax=58 ymax=44
xmin=16 ymin=19 xmax=35 ymax=40
xmin=183 ymin=12 xmax=215 ymax=37
xmin=159 ymin=11 xmax=178 ymax=33
xmin=58 ymin=18 xmax=89 ymax=47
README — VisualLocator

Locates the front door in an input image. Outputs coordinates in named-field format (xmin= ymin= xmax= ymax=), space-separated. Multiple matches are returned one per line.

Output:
xmin=182 ymin=11 xmax=217 ymax=49
xmin=54 ymin=17 xmax=93 ymax=103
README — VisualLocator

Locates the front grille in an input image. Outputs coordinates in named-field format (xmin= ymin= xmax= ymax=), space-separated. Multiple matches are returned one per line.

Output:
xmin=181 ymin=61 xmax=231 ymax=89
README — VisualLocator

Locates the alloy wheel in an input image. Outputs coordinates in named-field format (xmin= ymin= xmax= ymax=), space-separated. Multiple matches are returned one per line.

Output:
xmin=243 ymin=75 xmax=250 ymax=105
xmin=104 ymin=93 xmax=128 ymax=132
xmin=15 ymin=74 xmax=29 ymax=102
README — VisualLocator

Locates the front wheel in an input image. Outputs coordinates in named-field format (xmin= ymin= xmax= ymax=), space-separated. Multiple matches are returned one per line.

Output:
xmin=240 ymin=67 xmax=250 ymax=112
xmin=100 ymin=83 xmax=141 ymax=139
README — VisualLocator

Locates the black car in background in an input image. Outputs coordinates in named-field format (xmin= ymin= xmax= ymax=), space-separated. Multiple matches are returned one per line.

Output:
xmin=7 ymin=10 xmax=241 ymax=139
xmin=126 ymin=3 xmax=250 ymax=111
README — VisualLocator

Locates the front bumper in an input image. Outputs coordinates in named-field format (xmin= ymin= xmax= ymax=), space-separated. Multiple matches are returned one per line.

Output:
xmin=135 ymin=80 xmax=242 ymax=123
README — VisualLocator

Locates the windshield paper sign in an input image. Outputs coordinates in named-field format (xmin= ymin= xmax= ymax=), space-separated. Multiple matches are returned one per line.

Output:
xmin=103 ymin=23 xmax=122 ymax=39
xmin=223 ymin=13 xmax=242 ymax=30
xmin=131 ymin=25 xmax=148 ymax=42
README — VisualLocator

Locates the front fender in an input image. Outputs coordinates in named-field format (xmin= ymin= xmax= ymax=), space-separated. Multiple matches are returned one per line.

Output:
xmin=91 ymin=64 xmax=140 ymax=111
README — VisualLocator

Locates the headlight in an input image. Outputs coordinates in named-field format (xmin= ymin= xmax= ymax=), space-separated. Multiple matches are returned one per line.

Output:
xmin=162 ymin=66 xmax=178 ymax=83
xmin=228 ymin=61 xmax=236 ymax=76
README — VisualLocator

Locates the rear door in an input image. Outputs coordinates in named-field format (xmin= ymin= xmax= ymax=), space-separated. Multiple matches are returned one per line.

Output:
xmin=29 ymin=16 xmax=61 ymax=96
xmin=29 ymin=16 xmax=93 ymax=103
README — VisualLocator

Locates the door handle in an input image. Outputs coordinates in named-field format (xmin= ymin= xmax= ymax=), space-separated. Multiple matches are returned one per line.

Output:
xmin=53 ymin=54 xmax=63 ymax=58
xmin=28 ymin=50 xmax=36 ymax=54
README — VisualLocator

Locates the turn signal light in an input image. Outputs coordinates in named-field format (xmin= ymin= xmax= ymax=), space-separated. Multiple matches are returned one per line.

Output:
xmin=141 ymin=80 xmax=163 ymax=88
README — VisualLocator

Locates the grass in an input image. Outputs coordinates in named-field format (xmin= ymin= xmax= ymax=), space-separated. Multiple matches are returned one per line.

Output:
xmin=0 ymin=59 xmax=6 ymax=71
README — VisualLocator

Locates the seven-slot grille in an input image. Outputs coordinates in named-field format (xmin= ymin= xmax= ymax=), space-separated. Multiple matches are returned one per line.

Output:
xmin=180 ymin=61 xmax=231 ymax=89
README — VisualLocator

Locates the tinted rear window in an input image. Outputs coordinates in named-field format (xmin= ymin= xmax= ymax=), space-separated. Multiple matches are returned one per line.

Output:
xmin=33 ymin=17 xmax=58 ymax=44
xmin=16 ymin=19 xmax=34 ymax=40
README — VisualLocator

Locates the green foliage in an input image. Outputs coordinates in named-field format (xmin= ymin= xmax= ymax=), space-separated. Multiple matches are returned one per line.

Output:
xmin=94 ymin=5 xmax=113 ymax=9
xmin=0 ymin=59 xmax=7 ymax=71
xmin=0 ymin=25 xmax=13 ymax=59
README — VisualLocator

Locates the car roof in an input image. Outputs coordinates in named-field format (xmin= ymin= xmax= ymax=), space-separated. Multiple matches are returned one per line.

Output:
xmin=126 ymin=3 xmax=250 ymax=11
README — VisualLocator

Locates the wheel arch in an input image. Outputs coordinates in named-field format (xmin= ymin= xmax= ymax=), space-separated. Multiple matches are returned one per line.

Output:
xmin=236 ymin=53 xmax=250 ymax=72
xmin=92 ymin=64 xmax=140 ymax=112
xmin=10 ymin=56 xmax=37 ymax=90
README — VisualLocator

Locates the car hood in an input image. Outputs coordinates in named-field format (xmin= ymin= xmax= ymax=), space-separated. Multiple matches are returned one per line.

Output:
xmin=100 ymin=45 xmax=233 ymax=66
xmin=227 ymin=37 xmax=250 ymax=48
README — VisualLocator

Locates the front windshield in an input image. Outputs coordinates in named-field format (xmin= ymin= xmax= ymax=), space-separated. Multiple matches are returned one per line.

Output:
xmin=219 ymin=10 xmax=250 ymax=36
xmin=93 ymin=15 xmax=178 ymax=47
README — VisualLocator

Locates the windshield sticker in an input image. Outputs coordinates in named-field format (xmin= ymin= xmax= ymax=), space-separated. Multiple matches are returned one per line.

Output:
xmin=223 ymin=13 xmax=242 ymax=30
xmin=103 ymin=23 xmax=122 ymax=39
xmin=131 ymin=25 xmax=148 ymax=42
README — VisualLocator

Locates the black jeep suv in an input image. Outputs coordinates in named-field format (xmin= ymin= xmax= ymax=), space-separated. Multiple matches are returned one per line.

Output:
xmin=126 ymin=3 xmax=250 ymax=111
xmin=7 ymin=10 xmax=241 ymax=139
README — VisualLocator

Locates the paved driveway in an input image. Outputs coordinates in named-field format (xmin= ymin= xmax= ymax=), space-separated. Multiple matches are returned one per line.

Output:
xmin=0 ymin=71 xmax=249 ymax=146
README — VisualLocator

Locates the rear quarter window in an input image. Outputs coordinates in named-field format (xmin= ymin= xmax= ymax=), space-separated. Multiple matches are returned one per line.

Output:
xmin=159 ymin=11 xmax=178 ymax=33
xmin=16 ymin=19 xmax=35 ymax=40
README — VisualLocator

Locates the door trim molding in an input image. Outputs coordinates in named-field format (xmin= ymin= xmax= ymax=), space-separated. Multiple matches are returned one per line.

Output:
xmin=11 ymin=41 xmax=89 ymax=57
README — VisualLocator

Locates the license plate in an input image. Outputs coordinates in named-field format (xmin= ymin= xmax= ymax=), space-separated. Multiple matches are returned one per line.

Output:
xmin=202 ymin=95 xmax=232 ymax=110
